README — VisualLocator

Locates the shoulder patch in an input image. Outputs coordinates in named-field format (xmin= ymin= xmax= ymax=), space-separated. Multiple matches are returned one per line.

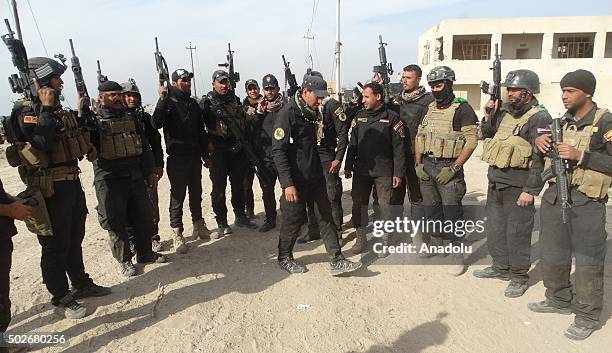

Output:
xmin=23 ymin=115 xmax=38 ymax=124
xmin=334 ymin=106 xmax=344 ymax=116
xmin=453 ymin=97 xmax=467 ymax=104
xmin=274 ymin=128 xmax=285 ymax=140
xmin=604 ymin=130 xmax=612 ymax=142
xmin=393 ymin=121 xmax=406 ymax=138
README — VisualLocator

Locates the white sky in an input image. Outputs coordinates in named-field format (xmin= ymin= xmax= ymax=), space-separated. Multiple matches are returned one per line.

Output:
xmin=0 ymin=0 xmax=610 ymax=111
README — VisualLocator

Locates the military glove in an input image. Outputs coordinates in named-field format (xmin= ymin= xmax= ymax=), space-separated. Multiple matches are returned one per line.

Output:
xmin=415 ymin=164 xmax=430 ymax=181
xmin=435 ymin=167 xmax=456 ymax=185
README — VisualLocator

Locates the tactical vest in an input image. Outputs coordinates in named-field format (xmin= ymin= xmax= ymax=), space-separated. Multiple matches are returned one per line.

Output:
xmin=545 ymin=108 xmax=611 ymax=199
xmin=98 ymin=116 xmax=143 ymax=160
xmin=208 ymin=94 xmax=243 ymax=139
xmin=481 ymin=106 xmax=541 ymax=169
xmin=415 ymin=100 xmax=465 ymax=158
xmin=6 ymin=107 xmax=90 ymax=170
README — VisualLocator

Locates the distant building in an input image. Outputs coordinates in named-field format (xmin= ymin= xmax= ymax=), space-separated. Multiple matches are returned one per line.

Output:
xmin=418 ymin=16 xmax=612 ymax=117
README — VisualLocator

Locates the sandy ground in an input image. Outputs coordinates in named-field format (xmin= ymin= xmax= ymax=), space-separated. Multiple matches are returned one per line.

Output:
xmin=1 ymin=143 xmax=611 ymax=353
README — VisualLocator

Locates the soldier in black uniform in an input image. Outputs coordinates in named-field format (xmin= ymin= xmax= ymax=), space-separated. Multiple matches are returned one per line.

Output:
xmin=92 ymin=80 xmax=166 ymax=278
xmin=0 ymin=178 xmax=32 ymax=351
xmin=7 ymin=57 xmax=110 ymax=319
xmin=249 ymin=74 xmax=284 ymax=232
xmin=345 ymin=82 xmax=406 ymax=257
xmin=242 ymin=79 xmax=262 ymax=220
xmin=152 ymin=69 xmax=212 ymax=253
xmin=299 ymin=71 xmax=349 ymax=243
xmin=272 ymin=75 xmax=362 ymax=275
xmin=414 ymin=66 xmax=479 ymax=276
xmin=390 ymin=65 xmax=433 ymax=225
xmin=474 ymin=70 xmax=551 ymax=298
xmin=201 ymin=70 xmax=257 ymax=235
xmin=528 ymin=70 xmax=612 ymax=340
xmin=122 ymin=79 xmax=165 ymax=252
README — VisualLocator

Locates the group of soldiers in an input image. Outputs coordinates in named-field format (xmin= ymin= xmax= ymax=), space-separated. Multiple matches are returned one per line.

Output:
xmin=0 ymin=50 xmax=610 ymax=348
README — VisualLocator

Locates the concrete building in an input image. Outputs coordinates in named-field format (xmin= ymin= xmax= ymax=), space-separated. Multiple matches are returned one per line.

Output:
xmin=418 ymin=16 xmax=612 ymax=117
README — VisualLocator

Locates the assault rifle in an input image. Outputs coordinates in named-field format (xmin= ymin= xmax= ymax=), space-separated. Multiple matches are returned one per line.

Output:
xmin=282 ymin=55 xmax=299 ymax=98
xmin=2 ymin=18 xmax=37 ymax=101
xmin=154 ymin=37 xmax=170 ymax=95
xmin=540 ymin=116 xmax=572 ymax=223
xmin=214 ymin=107 xmax=274 ymax=188
xmin=480 ymin=43 xmax=502 ymax=116
xmin=218 ymin=43 xmax=240 ymax=90
xmin=69 ymin=39 xmax=89 ymax=100
xmin=97 ymin=60 xmax=108 ymax=85
xmin=373 ymin=34 xmax=393 ymax=104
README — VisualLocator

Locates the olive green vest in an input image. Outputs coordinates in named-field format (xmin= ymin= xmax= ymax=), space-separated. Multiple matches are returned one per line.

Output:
xmin=481 ymin=106 xmax=541 ymax=169
xmin=98 ymin=116 xmax=143 ymax=160
xmin=416 ymin=100 xmax=465 ymax=158
xmin=545 ymin=108 xmax=612 ymax=199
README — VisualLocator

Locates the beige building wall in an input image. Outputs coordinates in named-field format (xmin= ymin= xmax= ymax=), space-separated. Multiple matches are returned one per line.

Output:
xmin=418 ymin=16 xmax=612 ymax=118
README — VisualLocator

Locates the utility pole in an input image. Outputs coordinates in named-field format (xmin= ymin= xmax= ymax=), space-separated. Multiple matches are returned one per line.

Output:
xmin=11 ymin=0 xmax=23 ymax=40
xmin=334 ymin=0 xmax=342 ymax=102
xmin=186 ymin=42 xmax=197 ymax=97
xmin=304 ymin=34 xmax=314 ymax=74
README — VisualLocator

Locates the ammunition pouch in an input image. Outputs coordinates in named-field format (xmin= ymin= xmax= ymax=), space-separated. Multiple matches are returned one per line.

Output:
xmin=98 ymin=117 xmax=143 ymax=160
xmin=17 ymin=188 xmax=53 ymax=236
xmin=544 ymin=108 xmax=612 ymax=199
xmin=481 ymin=108 xmax=537 ymax=169
xmin=417 ymin=101 xmax=465 ymax=158
xmin=5 ymin=144 xmax=22 ymax=167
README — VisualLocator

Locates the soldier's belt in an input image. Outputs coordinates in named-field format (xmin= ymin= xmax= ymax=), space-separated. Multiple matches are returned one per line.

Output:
xmin=48 ymin=165 xmax=81 ymax=181
xmin=424 ymin=155 xmax=455 ymax=162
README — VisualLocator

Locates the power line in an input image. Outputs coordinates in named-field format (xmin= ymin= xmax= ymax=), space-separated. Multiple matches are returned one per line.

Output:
xmin=26 ymin=0 xmax=48 ymax=56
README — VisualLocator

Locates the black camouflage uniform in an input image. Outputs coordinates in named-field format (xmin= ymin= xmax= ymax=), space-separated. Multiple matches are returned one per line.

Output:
xmin=0 ymin=179 xmax=17 ymax=341
xmin=92 ymin=81 xmax=162 ymax=274
xmin=8 ymin=57 xmax=108 ymax=311
xmin=201 ymin=70 xmax=254 ymax=231
xmin=242 ymin=79 xmax=262 ymax=219
xmin=479 ymin=98 xmax=551 ymax=286
xmin=529 ymin=97 xmax=612 ymax=338
xmin=249 ymin=75 xmax=283 ymax=231
xmin=122 ymin=80 xmax=164 ymax=245
xmin=345 ymin=91 xmax=407 ymax=255
xmin=151 ymin=73 xmax=210 ymax=236
xmin=390 ymin=88 xmax=433 ymax=218
xmin=304 ymin=96 xmax=349 ymax=238
xmin=272 ymin=76 xmax=361 ymax=275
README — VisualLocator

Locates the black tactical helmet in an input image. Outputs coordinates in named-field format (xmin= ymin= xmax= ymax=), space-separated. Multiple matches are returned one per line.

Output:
xmin=121 ymin=78 xmax=141 ymax=96
xmin=503 ymin=69 xmax=540 ymax=94
xmin=426 ymin=66 xmax=455 ymax=84
xmin=27 ymin=57 xmax=66 ymax=85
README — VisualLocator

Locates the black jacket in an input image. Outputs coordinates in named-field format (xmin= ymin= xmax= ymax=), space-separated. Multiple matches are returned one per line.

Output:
xmin=130 ymin=107 xmax=164 ymax=168
xmin=393 ymin=92 xmax=434 ymax=146
xmin=152 ymin=87 xmax=209 ymax=160
xmin=92 ymin=107 xmax=155 ymax=182
xmin=480 ymin=99 xmax=551 ymax=192
xmin=272 ymin=96 xmax=324 ymax=187
xmin=201 ymin=90 xmax=249 ymax=152
xmin=0 ymin=179 xmax=17 ymax=238
xmin=345 ymin=105 xmax=407 ymax=178
xmin=319 ymin=97 xmax=349 ymax=162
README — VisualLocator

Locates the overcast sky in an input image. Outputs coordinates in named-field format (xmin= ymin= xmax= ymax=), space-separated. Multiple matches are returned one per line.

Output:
xmin=0 ymin=0 xmax=610 ymax=111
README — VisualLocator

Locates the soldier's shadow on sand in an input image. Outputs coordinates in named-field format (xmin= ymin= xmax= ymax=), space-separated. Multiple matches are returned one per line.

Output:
xmin=349 ymin=312 xmax=450 ymax=353
xmin=8 ymin=231 xmax=293 ymax=352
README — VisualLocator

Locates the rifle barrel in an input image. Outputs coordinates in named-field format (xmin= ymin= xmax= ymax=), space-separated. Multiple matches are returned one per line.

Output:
xmin=69 ymin=39 xmax=75 ymax=56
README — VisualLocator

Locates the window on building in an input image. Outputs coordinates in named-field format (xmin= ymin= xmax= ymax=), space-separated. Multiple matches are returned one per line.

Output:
xmin=452 ymin=35 xmax=491 ymax=60
xmin=553 ymin=33 xmax=595 ymax=58
xmin=422 ymin=41 xmax=430 ymax=66
xmin=436 ymin=37 xmax=444 ymax=61
xmin=501 ymin=33 xmax=543 ymax=59
xmin=605 ymin=32 xmax=612 ymax=58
